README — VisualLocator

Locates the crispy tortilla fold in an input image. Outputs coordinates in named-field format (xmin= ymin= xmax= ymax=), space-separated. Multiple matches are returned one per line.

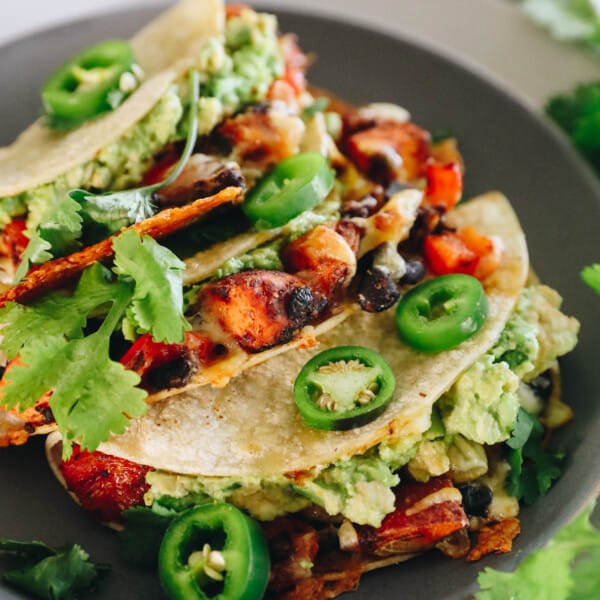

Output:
xmin=98 ymin=192 xmax=529 ymax=476
xmin=0 ymin=0 xmax=222 ymax=198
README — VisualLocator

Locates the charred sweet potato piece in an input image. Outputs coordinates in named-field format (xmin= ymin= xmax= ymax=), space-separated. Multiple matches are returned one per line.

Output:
xmin=198 ymin=269 xmax=318 ymax=353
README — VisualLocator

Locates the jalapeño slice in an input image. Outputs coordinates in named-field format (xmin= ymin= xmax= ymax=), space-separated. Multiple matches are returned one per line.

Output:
xmin=158 ymin=503 xmax=270 ymax=600
xmin=242 ymin=152 xmax=334 ymax=230
xmin=395 ymin=273 xmax=488 ymax=353
xmin=41 ymin=40 xmax=135 ymax=130
xmin=293 ymin=346 xmax=396 ymax=431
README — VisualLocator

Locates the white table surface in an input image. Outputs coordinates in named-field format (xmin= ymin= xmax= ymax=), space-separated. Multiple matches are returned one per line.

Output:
xmin=2 ymin=0 xmax=599 ymax=110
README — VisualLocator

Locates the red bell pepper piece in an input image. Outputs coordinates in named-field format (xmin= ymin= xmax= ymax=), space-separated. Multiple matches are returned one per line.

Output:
xmin=423 ymin=160 xmax=463 ymax=211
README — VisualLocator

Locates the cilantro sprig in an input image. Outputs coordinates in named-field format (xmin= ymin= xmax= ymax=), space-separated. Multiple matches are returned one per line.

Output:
xmin=16 ymin=69 xmax=200 ymax=278
xmin=0 ymin=231 xmax=190 ymax=457
xmin=506 ymin=407 xmax=564 ymax=505
xmin=581 ymin=263 xmax=600 ymax=294
xmin=476 ymin=501 xmax=600 ymax=600
xmin=0 ymin=539 xmax=109 ymax=600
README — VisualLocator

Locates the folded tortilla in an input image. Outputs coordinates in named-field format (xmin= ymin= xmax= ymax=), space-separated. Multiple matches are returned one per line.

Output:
xmin=0 ymin=0 xmax=222 ymax=198
xmin=98 ymin=191 xmax=529 ymax=477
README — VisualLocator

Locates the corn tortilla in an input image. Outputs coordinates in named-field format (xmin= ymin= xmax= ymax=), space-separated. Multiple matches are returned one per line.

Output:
xmin=98 ymin=192 xmax=529 ymax=476
xmin=0 ymin=0 xmax=222 ymax=198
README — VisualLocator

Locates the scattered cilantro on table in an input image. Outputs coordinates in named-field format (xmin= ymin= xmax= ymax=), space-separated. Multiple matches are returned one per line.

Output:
xmin=581 ymin=263 xmax=600 ymax=294
xmin=475 ymin=501 xmax=600 ymax=600
xmin=0 ymin=539 xmax=109 ymax=600
xmin=520 ymin=0 xmax=600 ymax=47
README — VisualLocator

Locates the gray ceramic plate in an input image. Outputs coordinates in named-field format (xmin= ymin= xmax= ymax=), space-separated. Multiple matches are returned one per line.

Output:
xmin=1 ymin=5 xmax=599 ymax=600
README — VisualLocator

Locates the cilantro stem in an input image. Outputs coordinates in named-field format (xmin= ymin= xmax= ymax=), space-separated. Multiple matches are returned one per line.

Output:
xmin=109 ymin=68 xmax=200 ymax=198
xmin=153 ymin=69 xmax=199 ymax=190
xmin=97 ymin=283 xmax=134 ymax=338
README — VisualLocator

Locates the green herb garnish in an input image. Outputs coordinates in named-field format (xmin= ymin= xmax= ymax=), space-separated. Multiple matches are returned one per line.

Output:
xmin=506 ymin=407 xmax=564 ymax=505
xmin=581 ymin=263 xmax=600 ymax=294
xmin=0 ymin=232 xmax=190 ymax=458
xmin=0 ymin=539 xmax=109 ymax=600
xmin=476 ymin=501 xmax=600 ymax=600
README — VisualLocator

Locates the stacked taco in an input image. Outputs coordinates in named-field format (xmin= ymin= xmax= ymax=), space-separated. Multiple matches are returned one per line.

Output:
xmin=0 ymin=1 xmax=580 ymax=599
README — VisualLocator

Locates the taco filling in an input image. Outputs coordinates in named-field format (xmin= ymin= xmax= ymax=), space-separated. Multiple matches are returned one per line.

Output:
xmin=0 ymin=2 xmax=580 ymax=600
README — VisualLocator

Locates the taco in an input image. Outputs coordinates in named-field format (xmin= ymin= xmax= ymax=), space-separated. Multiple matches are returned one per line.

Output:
xmin=0 ymin=2 xmax=580 ymax=599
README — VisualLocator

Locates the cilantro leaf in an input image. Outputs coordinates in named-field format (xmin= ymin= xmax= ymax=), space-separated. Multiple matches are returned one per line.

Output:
xmin=15 ymin=195 xmax=83 ymax=281
xmin=70 ymin=187 xmax=156 ymax=239
xmin=506 ymin=406 xmax=536 ymax=449
xmin=118 ymin=506 xmax=175 ymax=569
xmin=113 ymin=231 xmax=189 ymax=344
xmin=581 ymin=263 xmax=600 ymax=295
xmin=0 ymin=540 xmax=54 ymax=561
xmin=476 ymin=502 xmax=600 ymax=600
xmin=570 ymin=545 xmax=600 ymax=598
xmin=506 ymin=408 xmax=564 ymax=505
xmin=14 ymin=231 xmax=52 ymax=281
xmin=521 ymin=0 xmax=600 ymax=45
xmin=1 ymin=540 xmax=109 ymax=600
xmin=546 ymin=82 xmax=600 ymax=175
xmin=0 ymin=263 xmax=117 ymax=359
xmin=0 ymin=283 xmax=147 ymax=457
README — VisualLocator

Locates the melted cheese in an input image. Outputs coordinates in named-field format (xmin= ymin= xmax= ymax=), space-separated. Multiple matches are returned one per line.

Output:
xmin=404 ymin=487 xmax=463 ymax=517
xmin=354 ymin=189 xmax=422 ymax=258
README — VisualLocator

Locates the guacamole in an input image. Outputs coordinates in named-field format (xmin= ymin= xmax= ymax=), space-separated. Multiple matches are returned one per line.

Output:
xmin=0 ymin=88 xmax=183 ymax=227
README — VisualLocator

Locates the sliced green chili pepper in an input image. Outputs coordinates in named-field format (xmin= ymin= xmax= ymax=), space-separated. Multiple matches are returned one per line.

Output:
xmin=41 ymin=40 xmax=135 ymax=130
xmin=395 ymin=273 xmax=488 ymax=353
xmin=158 ymin=503 xmax=270 ymax=600
xmin=293 ymin=346 xmax=396 ymax=431
xmin=242 ymin=152 xmax=334 ymax=230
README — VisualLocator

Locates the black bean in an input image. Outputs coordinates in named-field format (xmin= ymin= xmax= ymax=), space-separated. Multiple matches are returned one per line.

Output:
xmin=457 ymin=483 xmax=493 ymax=518
xmin=400 ymin=258 xmax=426 ymax=285
xmin=358 ymin=267 xmax=400 ymax=312
xmin=285 ymin=286 xmax=318 ymax=323
xmin=146 ymin=356 xmax=196 ymax=392
xmin=341 ymin=194 xmax=379 ymax=218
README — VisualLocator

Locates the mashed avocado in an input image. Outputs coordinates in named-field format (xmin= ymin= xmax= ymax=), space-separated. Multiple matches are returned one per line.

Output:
xmin=146 ymin=433 xmax=422 ymax=528
xmin=215 ymin=239 xmax=284 ymax=279
xmin=195 ymin=10 xmax=283 ymax=128
xmin=439 ymin=284 xmax=578 ymax=445
xmin=212 ymin=208 xmax=338 ymax=279
xmin=439 ymin=354 xmax=520 ymax=445
xmin=492 ymin=284 xmax=579 ymax=380
xmin=0 ymin=89 xmax=183 ymax=227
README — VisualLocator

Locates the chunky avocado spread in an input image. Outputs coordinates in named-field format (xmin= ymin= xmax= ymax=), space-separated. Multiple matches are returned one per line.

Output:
xmin=145 ymin=284 xmax=578 ymax=528
xmin=0 ymin=89 xmax=183 ymax=226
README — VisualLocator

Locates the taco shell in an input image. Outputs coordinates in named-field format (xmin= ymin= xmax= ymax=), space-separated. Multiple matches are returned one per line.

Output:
xmin=98 ymin=192 xmax=529 ymax=477
xmin=0 ymin=0 xmax=222 ymax=198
